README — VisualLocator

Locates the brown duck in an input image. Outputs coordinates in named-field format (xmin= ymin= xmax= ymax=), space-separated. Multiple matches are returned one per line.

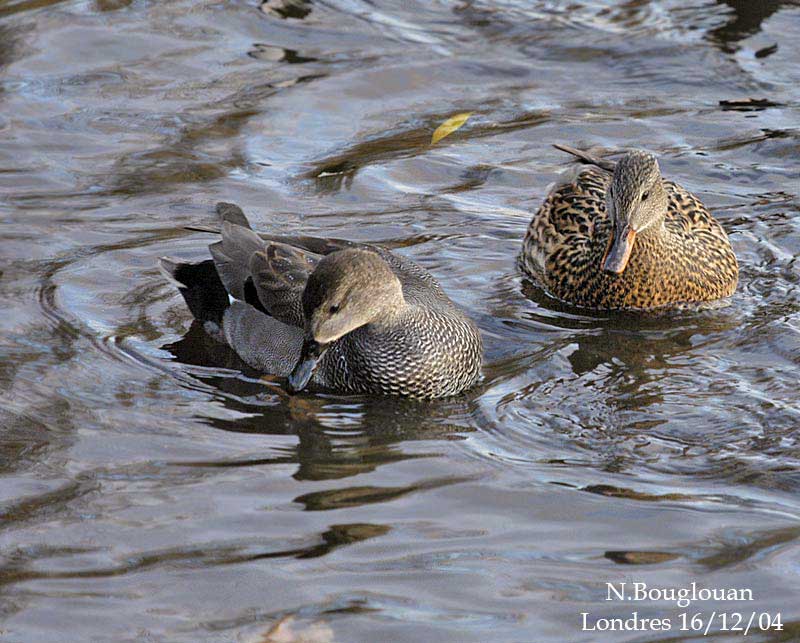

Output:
xmin=520 ymin=144 xmax=738 ymax=310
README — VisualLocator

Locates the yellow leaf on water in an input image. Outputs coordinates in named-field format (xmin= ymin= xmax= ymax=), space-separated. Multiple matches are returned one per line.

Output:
xmin=252 ymin=616 xmax=335 ymax=643
xmin=431 ymin=112 xmax=472 ymax=145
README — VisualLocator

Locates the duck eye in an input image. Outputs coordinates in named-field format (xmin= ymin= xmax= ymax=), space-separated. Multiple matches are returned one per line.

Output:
xmin=329 ymin=304 xmax=340 ymax=314
xmin=641 ymin=191 xmax=649 ymax=202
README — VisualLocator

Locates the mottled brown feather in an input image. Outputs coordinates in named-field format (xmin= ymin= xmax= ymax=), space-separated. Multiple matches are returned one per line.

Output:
xmin=520 ymin=165 xmax=738 ymax=310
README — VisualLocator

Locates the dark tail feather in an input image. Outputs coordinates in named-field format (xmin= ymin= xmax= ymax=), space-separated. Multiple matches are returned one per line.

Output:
xmin=553 ymin=143 xmax=616 ymax=172
xmin=159 ymin=258 xmax=229 ymax=326
xmin=216 ymin=202 xmax=252 ymax=229
xmin=182 ymin=202 xmax=252 ymax=236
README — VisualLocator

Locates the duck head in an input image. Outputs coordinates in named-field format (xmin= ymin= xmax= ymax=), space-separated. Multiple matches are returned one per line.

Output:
xmin=287 ymin=248 xmax=405 ymax=393
xmin=603 ymin=151 xmax=668 ymax=274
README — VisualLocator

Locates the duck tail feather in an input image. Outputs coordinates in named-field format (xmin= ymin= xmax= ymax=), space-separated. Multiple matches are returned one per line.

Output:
xmin=181 ymin=203 xmax=252 ymax=235
xmin=553 ymin=143 xmax=616 ymax=172
xmin=216 ymin=202 xmax=252 ymax=229
xmin=159 ymin=257 xmax=229 ymax=327
xmin=184 ymin=224 xmax=219 ymax=234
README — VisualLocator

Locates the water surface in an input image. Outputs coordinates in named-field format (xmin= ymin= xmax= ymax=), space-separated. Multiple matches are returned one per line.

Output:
xmin=1 ymin=0 xmax=799 ymax=641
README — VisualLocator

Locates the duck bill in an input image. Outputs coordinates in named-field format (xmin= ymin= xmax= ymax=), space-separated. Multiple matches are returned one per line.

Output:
xmin=287 ymin=338 xmax=328 ymax=393
xmin=603 ymin=226 xmax=637 ymax=275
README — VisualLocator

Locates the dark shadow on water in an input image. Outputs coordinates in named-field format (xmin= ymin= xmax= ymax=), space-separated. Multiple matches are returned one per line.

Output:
xmin=303 ymin=110 xmax=549 ymax=194
xmin=294 ymin=475 xmax=475 ymax=511
xmin=0 ymin=0 xmax=69 ymax=18
xmin=162 ymin=320 xmax=254 ymax=372
xmin=162 ymin=322 xmax=477 ymax=483
xmin=697 ymin=524 xmax=800 ymax=570
xmin=248 ymin=44 xmax=318 ymax=64
xmin=98 ymin=73 xmax=324 ymax=200
xmin=709 ymin=0 xmax=789 ymax=53
xmin=0 ymin=522 xmax=388 ymax=588
xmin=260 ymin=0 xmax=313 ymax=21
xmin=521 ymin=279 xmax=737 ymax=381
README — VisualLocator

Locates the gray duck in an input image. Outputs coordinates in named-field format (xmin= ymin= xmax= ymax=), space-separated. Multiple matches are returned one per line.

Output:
xmin=520 ymin=144 xmax=739 ymax=310
xmin=160 ymin=203 xmax=483 ymax=398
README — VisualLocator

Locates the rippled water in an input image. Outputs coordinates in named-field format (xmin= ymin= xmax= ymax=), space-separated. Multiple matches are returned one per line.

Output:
xmin=1 ymin=1 xmax=799 ymax=641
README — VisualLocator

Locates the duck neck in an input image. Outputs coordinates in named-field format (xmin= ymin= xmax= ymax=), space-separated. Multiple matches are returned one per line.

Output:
xmin=371 ymin=299 xmax=410 ymax=329
xmin=626 ymin=217 xmax=672 ymax=269
xmin=637 ymin=218 xmax=667 ymax=242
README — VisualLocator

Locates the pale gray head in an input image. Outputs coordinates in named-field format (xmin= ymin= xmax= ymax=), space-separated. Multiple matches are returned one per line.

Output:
xmin=288 ymin=248 xmax=404 ymax=392
xmin=604 ymin=150 xmax=668 ymax=274
xmin=302 ymin=249 xmax=404 ymax=343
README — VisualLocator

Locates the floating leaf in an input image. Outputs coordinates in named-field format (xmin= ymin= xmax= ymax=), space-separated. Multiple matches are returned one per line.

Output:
xmin=605 ymin=550 xmax=680 ymax=565
xmin=719 ymin=98 xmax=783 ymax=112
xmin=431 ymin=112 xmax=472 ymax=145
xmin=253 ymin=616 xmax=335 ymax=643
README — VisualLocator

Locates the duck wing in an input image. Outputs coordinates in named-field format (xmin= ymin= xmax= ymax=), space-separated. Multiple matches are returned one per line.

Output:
xmin=215 ymin=202 xmax=252 ymax=228
xmin=260 ymin=236 xmax=450 ymax=307
xmin=207 ymin=222 xmax=318 ymax=328
xmin=208 ymin=222 xmax=264 ymax=302
xmin=521 ymin=164 xmax=611 ymax=280
xmin=662 ymin=181 xmax=739 ymax=294
xmin=664 ymin=181 xmax=732 ymax=242
xmin=220 ymin=204 xmax=449 ymax=305
xmin=201 ymin=202 xmax=452 ymax=316
xmin=553 ymin=143 xmax=616 ymax=172
xmin=248 ymin=243 xmax=318 ymax=328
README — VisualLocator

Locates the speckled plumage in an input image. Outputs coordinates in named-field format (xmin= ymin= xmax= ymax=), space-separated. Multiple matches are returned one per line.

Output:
xmin=164 ymin=203 xmax=483 ymax=399
xmin=520 ymin=146 xmax=739 ymax=310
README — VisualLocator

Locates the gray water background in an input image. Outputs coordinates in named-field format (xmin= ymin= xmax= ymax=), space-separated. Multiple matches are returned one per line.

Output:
xmin=1 ymin=0 xmax=800 ymax=641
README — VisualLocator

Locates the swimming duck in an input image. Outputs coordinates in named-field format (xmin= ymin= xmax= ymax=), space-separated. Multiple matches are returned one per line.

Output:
xmin=520 ymin=144 xmax=738 ymax=310
xmin=160 ymin=203 xmax=483 ymax=398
